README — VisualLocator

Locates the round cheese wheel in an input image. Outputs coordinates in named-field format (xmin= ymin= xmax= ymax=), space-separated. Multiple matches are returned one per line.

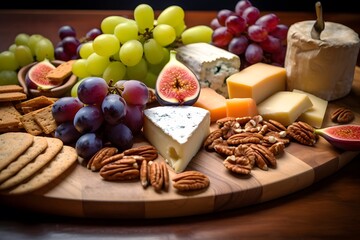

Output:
xmin=285 ymin=20 xmax=360 ymax=101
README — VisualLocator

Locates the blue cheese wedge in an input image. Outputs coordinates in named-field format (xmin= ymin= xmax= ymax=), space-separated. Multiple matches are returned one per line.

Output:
xmin=143 ymin=106 xmax=210 ymax=173
xmin=176 ymin=42 xmax=240 ymax=97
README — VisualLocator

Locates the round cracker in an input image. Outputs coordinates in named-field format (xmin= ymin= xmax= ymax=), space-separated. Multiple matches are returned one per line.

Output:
xmin=0 ymin=132 xmax=34 ymax=171
xmin=9 ymin=145 xmax=77 ymax=194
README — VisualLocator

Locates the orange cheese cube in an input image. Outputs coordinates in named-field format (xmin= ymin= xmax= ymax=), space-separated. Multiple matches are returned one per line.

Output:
xmin=226 ymin=98 xmax=258 ymax=118
xmin=226 ymin=62 xmax=286 ymax=104
xmin=193 ymin=88 xmax=227 ymax=122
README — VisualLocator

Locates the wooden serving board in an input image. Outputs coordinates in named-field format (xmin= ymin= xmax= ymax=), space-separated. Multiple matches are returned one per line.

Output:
xmin=1 ymin=69 xmax=360 ymax=219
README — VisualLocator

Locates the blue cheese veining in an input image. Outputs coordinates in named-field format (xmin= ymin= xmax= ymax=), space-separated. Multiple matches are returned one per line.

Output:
xmin=143 ymin=106 xmax=210 ymax=173
xmin=176 ymin=42 xmax=241 ymax=98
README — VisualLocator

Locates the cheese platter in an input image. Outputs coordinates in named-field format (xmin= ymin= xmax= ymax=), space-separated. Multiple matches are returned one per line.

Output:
xmin=0 ymin=1 xmax=360 ymax=218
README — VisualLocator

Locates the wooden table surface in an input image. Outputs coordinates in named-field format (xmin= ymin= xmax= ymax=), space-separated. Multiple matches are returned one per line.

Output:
xmin=0 ymin=10 xmax=360 ymax=239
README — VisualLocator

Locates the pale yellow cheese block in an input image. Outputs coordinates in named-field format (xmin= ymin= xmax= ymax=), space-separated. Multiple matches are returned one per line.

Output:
xmin=293 ymin=89 xmax=328 ymax=128
xmin=257 ymin=91 xmax=313 ymax=126
xmin=226 ymin=62 xmax=286 ymax=104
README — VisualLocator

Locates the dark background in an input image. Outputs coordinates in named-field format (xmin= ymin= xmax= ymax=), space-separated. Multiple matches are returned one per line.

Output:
xmin=0 ymin=0 xmax=358 ymax=13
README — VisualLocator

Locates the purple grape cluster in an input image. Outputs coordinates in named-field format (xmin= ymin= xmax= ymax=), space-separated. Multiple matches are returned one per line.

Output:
xmin=52 ymin=78 xmax=149 ymax=160
xmin=210 ymin=0 xmax=289 ymax=69
xmin=55 ymin=25 xmax=102 ymax=61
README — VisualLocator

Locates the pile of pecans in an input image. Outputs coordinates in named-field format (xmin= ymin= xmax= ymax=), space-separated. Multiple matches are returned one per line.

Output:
xmin=203 ymin=115 xmax=318 ymax=175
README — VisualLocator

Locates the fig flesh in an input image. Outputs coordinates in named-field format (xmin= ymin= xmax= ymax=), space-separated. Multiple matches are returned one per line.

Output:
xmin=315 ymin=125 xmax=360 ymax=151
xmin=25 ymin=59 xmax=61 ymax=90
xmin=155 ymin=50 xmax=200 ymax=106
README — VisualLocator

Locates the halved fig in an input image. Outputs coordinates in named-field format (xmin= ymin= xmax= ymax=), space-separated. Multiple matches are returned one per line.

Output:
xmin=315 ymin=125 xmax=360 ymax=151
xmin=155 ymin=50 xmax=200 ymax=106
xmin=25 ymin=59 xmax=60 ymax=90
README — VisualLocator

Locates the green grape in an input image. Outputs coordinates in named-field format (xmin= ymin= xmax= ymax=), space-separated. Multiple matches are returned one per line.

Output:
xmin=72 ymin=59 xmax=90 ymax=79
xmin=102 ymin=61 xmax=126 ymax=83
xmin=35 ymin=38 xmax=55 ymax=61
xmin=181 ymin=25 xmax=213 ymax=44
xmin=126 ymin=58 xmax=148 ymax=80
xmin=0 ymin=70 xmax=19 ymax=85
xmin=8 ymin=44 xmax=17 ymax=53
xmin=93 ymin=34 xmax=120 ymax=57
xmin=101 ymin=16 xmax=130 ymax=34
xmin=134 ymin=4 xmax=154 ymax=31
xmin=142 ymin=71 xmax=157 ymax=88
xmin=15 ymin=33 xmax=30 ymax=46
xmin=143 ymin=39 xmax=164 ymax=65
xmin=86 ymin=52 xmax=110 ymax=76
xmin=119 ymin=40 xmax=143 ymax=67
xmin=153 ymin=24 xmax=176 ymax=46
xmin=157 ymin=6 xmax=185 ymax=28
xmin=174 ymin=20 xmax=187 ymax=37
xmin=114 ymin=22 xmax=139 ymax=44
xmin=112 ymin=49 xmax=121 ymax=61
xmin=79 ymin=42 xmax=94 ymax=59
xmin=28 ymin=34 xmax=44 ymax=56
xmin=71 ymin=78 xmax=86 ymax=98
xmin=148 ymin=47 xmax=169 ymax=75
xmin=14 ymin=45 xmax=34 ymax=67
xmin=0 ymin=51 xmax=19 ymax=71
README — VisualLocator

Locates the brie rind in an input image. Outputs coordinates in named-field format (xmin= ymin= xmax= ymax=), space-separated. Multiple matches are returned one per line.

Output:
xmin=143 ymin=106 xmax=210 ymax=173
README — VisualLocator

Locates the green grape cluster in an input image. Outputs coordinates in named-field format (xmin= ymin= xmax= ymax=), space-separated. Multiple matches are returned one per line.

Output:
xmin=72 ymin=4 xmax=213 ymax=89
xmin=0 ymin=33 xmax=55 ymax=85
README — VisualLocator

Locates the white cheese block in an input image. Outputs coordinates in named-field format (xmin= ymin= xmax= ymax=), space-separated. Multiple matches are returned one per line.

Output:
xmin=143 ymin=106 xmax=210 ymax=173
xmin=293 ymin=89 xmax=328 ymax=128
xmin=257 ymin=91 xmax=313 ymax=126
xmin=285 ymin=21 xmax=360 ymax=101
xmin=176 ymin=42 xmax=241 ymax=97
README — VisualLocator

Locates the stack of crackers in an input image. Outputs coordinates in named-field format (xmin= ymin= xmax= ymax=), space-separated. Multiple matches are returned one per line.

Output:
xmin=0 ymin=85 xmax=58 ymax=135
xmin=0 ymin=132 xmax=77 ymax=194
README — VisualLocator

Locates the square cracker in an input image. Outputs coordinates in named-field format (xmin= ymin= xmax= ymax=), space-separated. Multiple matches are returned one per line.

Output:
xmin=33 ymin=104 xmax=57 ymax=135
xmin=18 ymin=96 xmax=55 ymax=113
xmin=20 ymin=109 xmax=43 ymax=136
xmin=0 ymin=102 xmax=22 ymax=128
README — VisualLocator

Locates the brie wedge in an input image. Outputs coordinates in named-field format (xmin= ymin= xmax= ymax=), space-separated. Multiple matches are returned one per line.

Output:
xmin=143 ymin=106 xmax=210 ymax=173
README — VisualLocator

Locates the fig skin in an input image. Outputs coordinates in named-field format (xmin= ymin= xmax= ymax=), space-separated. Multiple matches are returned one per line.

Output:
xmin=25 ymin=59 xmax=60 ymax=90
xmin=155 ymin=50 xmax=200 ymax=106
xmin=315 ymin=125 xmax=360 ymax=151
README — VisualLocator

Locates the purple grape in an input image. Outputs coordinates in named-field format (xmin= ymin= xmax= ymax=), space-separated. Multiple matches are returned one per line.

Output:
xmin=86 ymin=28 xmax=102 ymax=41
xmin=123 ymin=104 xmax=144 ymax=135
xmin=212 ymin=26 xmax=233 ymax=48
xmin=241 ymin=6 xmax=260 ymax=25
xmin=61 ymin=36 xmax=80 ymax=57
xmin=217 ymin=9 xmax=234 ymax=26
xmin=228 ymin=35 xmax=248 ymax=55
xmin=73 ymin=105 xmax=104 ymax=133
xmin=235 ymin=0 xmax=252 ymax=16
xmin=75 ymin=133 xmax=103 ymax=159
xmin=270 ymin=24 xmax=289 ymax=40
xmin=121 ymin=80 xmax=149 ymax=106
xmin=105 ymin=123 xmax=133 ymax=151
xmin=101 ymin=94 xmax=127 ymax=125
xmin=245 ymin=43 xmax=263 ymax=64
xmin=260 ymin=35 xmax=282 ymax=53
xmin=58 ymin=25 xmax=76 ymax=40
xmin=77 ymin=77 xmax=109 ymax=105
xmin=248 ymin=25 xmax=268 ymax=42
xmin=225 ymin=15 xmax=246 ymax=36
xmin=54 ymin=121 xmax=82 ymax=144
xmin=255 ymin=13 xmax=280 ymax=32
xmin=52 ymin=97 xmax=84 ymax=123
xmin=55 ymin=46 xmax=71 ymax=61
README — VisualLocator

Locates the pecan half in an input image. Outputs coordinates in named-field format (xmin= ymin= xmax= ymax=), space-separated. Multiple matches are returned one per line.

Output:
xmin=223 ymin=155 xmax=252 ymax=175
xmin=287 ymin=121 xmax=318 ymax=146
xmin=99 ymin=157 xmax=140 ymax=181
xmin=263 ymin=119 xmax=287 ymax=132
xmin=172 ymin=170 xmax=210 ymax=192
xmin=123 ymin=145 xmax=158 ymax=161
xmin=268 ymin=142 xmax=286 ymax=156
xmin=250 ymin=144 xmax=277 ymax=170
xmin=227 ymin=132 xmax=263 ymax=145
xmin=203 ymin=129 xmax=223 ymax=150
xmin=331 ymin=107 xmax=355 ymax=124
xmin=140 ymin=159 xmax=148 ymax=188
xmin=87 ymin=147 xmax=119 ymax=171
xmin=221 ymin=120 xmax=242 ymax=139
xmin=149 ymin=161 xmax=169 ymax=192
xmin=214 ymin=144 xmax=235 ymax=156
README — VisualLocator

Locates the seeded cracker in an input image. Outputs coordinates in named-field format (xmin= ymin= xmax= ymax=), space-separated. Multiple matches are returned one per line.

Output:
xmin=0 ymin=132 xmax=34 ymax=171
xmin=0 ymin=137 xmax=63 ymax=190
xmin=0 ymin=136 xmax=48 ymax=183
xmin=9 ymin=145 xmax=77 ymax=195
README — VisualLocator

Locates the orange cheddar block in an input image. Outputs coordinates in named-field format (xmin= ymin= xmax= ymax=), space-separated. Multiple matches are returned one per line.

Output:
xmin=194 ymin=88 xmax=226 ymax=122
xmin=226 ymin=62 xmax=286 ymax=104
xmin=226 ymin=98 xmax=258 ymax=118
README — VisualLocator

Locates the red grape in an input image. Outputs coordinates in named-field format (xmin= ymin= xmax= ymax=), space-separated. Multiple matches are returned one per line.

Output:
xmin=228 ymin=35 xmax=248 ymax=55
xmin=210 ymin=18 xmax=222 ymax=30
xmin=212 ymin=27 xmax=233 ymax=47
xmin=235 ymin=0 xmax=252 ymax=16
xmin=248 ymin=24 xmax=268 ymax=42
xmin=121 ymin=80 xmax=149 ymax=106
xmin=58 ymin=25 xmax=76 ymax=40
xmin=86 ymin=28 xmax=102 ymax=41
xmin=217 ymin=9 xmax=235 ymax=26
xmin=225 ymin=15 xmax=247 ymax=36
xmin=260 ymin=35 xmax=281 ymax=53
xmin=255 ymin=13 xmax=280 ymax=32
xmin=62 ymin=36 xmax=80 ymax=57
xmin=52 ymin=97 xmax=84 ymax=123
xmin=270 ymin=24 xmax=289 ymax=40
xmin=245 ymin=43 xmax=263 ymax=64
xmin=241 ymin=6 xmax=260 ymax=25
xmin=77 ymin=77 xmax=109 ymax=105
xmin=123 ymin=104 xmax=144 ymax=135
